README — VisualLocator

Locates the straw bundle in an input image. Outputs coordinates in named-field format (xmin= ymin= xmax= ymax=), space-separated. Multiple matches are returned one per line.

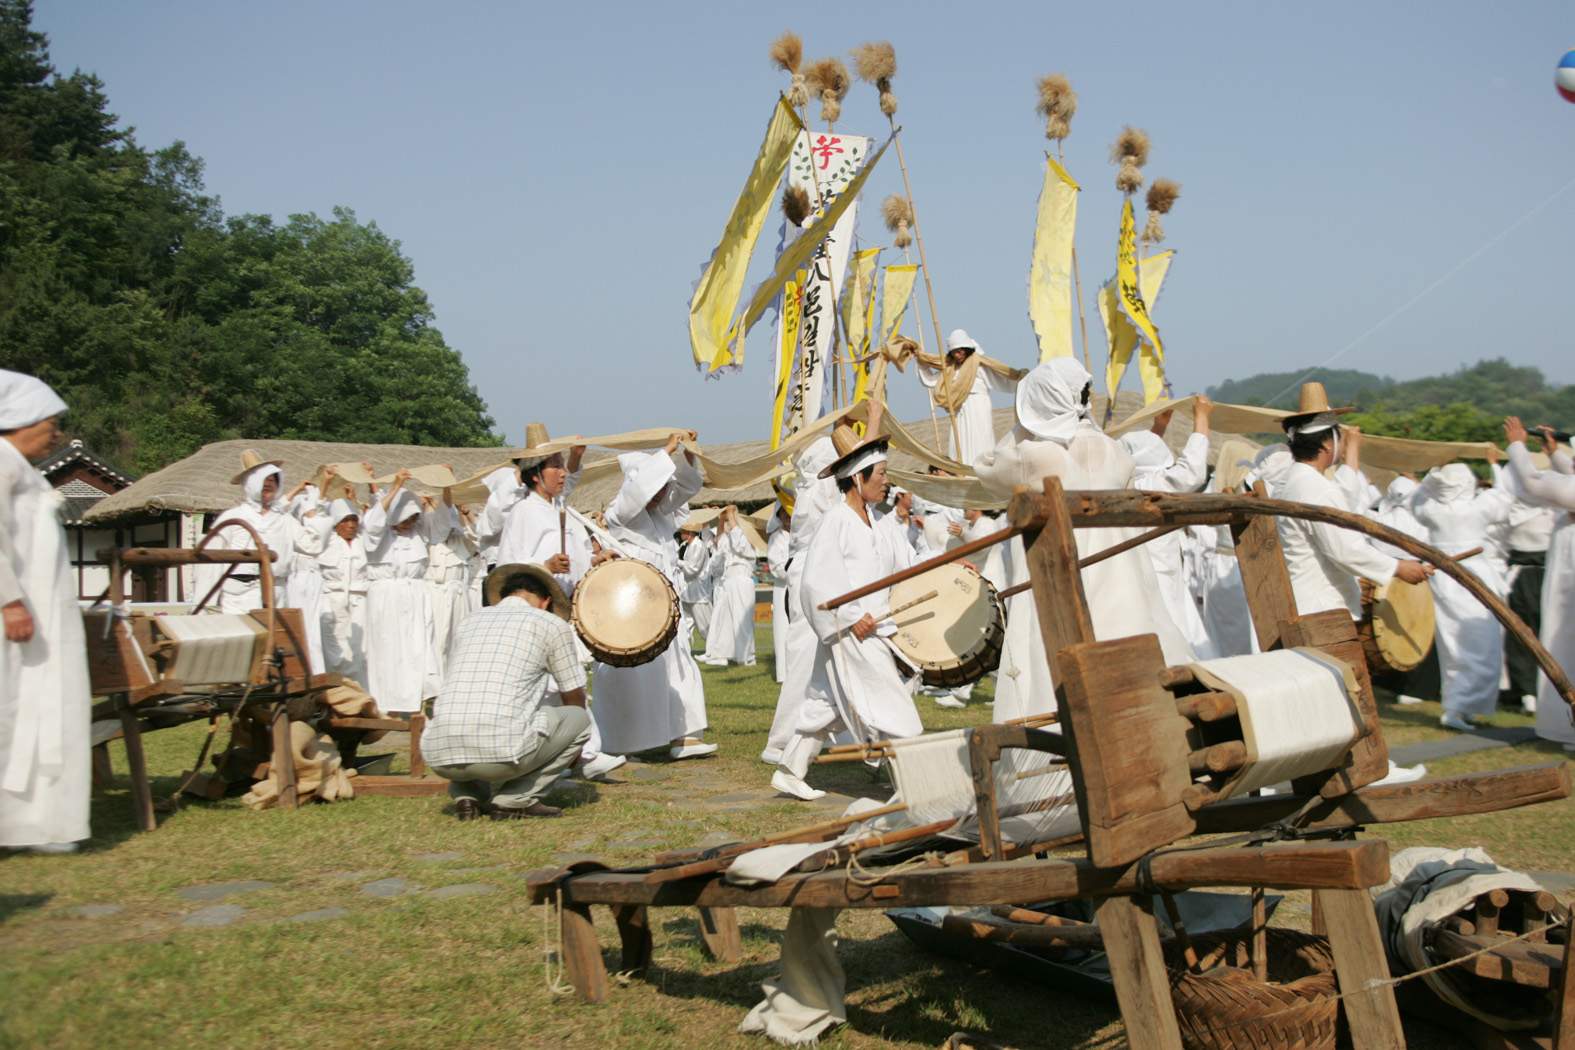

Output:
xmin=882 ymin=194 xmax=913 ymax=249
xmin=1142 ymin=178 xmax=1181 ymax=246
xmin=805 ymin=57 xmax=851 ymax=125
xmin=1035 ymin=73 xmax=1077 ymax=142
xmin=782 ymin=184 xmax=812 ymax=227
xmin=853 ymin=40 xmax=898 ymax=117
xmin=1110 ymin=125 xmax=1150 ymax=195
xmin=770 ymin=32 xmax=809 ymax=109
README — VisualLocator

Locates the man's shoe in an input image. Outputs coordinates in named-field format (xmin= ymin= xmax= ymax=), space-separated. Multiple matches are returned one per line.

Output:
xmin=578 ymin=753 xmax=627 ymax=782
xmin=490 ymin=801 xmax=563 ymax=819
xmin=454 ymin=798 xmax=484 ymax=822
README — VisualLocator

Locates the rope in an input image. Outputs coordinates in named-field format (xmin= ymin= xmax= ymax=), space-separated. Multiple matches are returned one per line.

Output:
xmin=540 ymin=887 xmax=574 ymax=996
xmin=844 ymin=847 xmax=943 ymax=887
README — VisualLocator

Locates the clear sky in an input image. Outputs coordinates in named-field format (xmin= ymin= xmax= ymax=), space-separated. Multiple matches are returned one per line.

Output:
xmin=35 ymin=1 xmax=1575 ymax=443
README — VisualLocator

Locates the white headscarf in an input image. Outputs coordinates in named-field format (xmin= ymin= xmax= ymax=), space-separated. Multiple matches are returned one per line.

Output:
xmin=835 ymin=443 xmax=888 ymax=480
xmin=1422 ymin=463 xmax=1477 ymax=504
xmin=1380 ymin=476 xmax=1419 ymax=512
xmin=1118 ymin=430 xmax=1174 ymax=473
xmin=241 ymin=465 xmax=283 ymax=511
xmin=1247 ymin=444 xmax=1294 ymax=490
xmin=388 ymin=489 xmax=422 ymax=525
xmin=0 ymin=370 xmax=67 ymax=430
xmin=947 ymin=328 xmax=980 ymax=354
xmin=330 ymin=498 xmax=360 ymax=526
xmin=1015 ymin=358 xmax=1093 ymax=445
xmin=482 ymin=466 xmax=518 ymax=497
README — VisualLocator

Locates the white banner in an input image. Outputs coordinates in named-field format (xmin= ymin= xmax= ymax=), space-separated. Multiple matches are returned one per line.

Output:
xmin=773 ymin=130 xmax=869 ymax=445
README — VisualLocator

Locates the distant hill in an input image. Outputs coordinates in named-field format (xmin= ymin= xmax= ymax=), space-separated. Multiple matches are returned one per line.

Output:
xmin=1206 ymin=369 xmax=1394 ymax=411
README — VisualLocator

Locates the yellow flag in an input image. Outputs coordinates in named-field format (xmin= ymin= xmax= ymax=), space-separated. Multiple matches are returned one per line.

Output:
xmin=770 ymin=275 xmax=804 ymax=451
xmin=688 ymin=98 xmax=803 ymax=373
xmin=1027 ymin=155 xmax=1080 ymax=362
xmin=844 ymin=248 xmax=883 ymax=407
xmin=878 ymin=264 xmax=918 ymax=346
xmin=1100 ymin=248 xmax=1174 ymax=404
xmin=1108 ymin=199 xmax=1169 ymax=403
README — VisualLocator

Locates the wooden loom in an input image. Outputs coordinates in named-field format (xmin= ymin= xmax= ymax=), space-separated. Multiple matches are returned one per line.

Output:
xmin=84 ymin=520 xmax=430 ymax=830
xmin=526 ymin=480 xmax=1575 ymax=1049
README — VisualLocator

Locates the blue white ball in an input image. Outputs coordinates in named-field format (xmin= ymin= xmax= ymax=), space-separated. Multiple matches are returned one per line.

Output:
xmin=1558 ymin=50 xmax=1575 ymax=103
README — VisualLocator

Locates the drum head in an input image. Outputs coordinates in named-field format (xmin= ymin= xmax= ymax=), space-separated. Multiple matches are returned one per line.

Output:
xmin=887 ymin=563 xmax=999 ymax=669
xmin=573 ymin=560 xmax=674 ymax=654
xmin=1373 ymin=578 xmax=1436 ymax=672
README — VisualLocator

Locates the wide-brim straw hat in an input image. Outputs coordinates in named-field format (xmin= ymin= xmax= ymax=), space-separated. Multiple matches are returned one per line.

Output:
xmin=1281 ymin=381 xmax=1355 ymax=433
xmin=515 ymin=422 xmax=557 ymax=470
xmin=230 ymin=448 xmax=284 ymax=485
xmin=818 ymin=422 xmax=890 ymax=480
xmin=482 ymin=562 xmax=570 ymax=618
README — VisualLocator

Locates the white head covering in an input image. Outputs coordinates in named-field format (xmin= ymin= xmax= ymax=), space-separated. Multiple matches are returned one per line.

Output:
xmin=0 ymin=370 xmax=67 ymax=430
xmin=1118 ymin=430 xmax=1174 ymax=473
xmin=1015 ymin=358 xmax=1093 ymax=445
xmin=330 ymin=498 xmax=360 ymax=526
xmin=1422 ymin=463 xmax=1477 ymax=504
xmin=946 ymin=328 xmax=980 ymax=353
xmin=835 ymin=443 xmax=888 ymax=480
xmin=795 ymin=435 xmax=838 ymax=481
xmin=1246 ymin=444 xmax=1294 ymax=490
xmin=483 ymin=466 xmax=518 ymax=497
xmin=388 ymin=489 xmax=422 ymax=525
xmin=1381 ymin=476 xmax=1419 ymax=511
xmin=241 ymin=464 xmax=283 ymax=510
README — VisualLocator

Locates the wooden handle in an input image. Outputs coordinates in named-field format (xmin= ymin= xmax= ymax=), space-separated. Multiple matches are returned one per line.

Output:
xmin=996 ymin=523 xmax=1185 ymax=600
xmin=875 ymin=588 xmax=939 ymax=622
xmin=818 ymin=524 xmax=1018 ymax=610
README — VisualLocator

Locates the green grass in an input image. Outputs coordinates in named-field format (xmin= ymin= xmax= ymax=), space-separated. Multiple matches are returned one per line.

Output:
xmin=0 ymin=627 xmax=1569 ymax=1048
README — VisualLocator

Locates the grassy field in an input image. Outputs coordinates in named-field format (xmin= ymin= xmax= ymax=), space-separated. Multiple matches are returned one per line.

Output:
xmin=1 ymin=625 xmax=1571 ymax=1049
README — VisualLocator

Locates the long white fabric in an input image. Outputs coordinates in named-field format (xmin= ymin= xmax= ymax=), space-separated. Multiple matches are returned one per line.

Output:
xmin=916 ymin=359 xmax=1015 ymax=464
xmin=1505 ymin=443 xmax=1575 ymax=743
xmin=1414 ymin=464 xmax=1511 ymax=719
xmin=362 ymin=493 xmax=441 ymax=714
xmin=0 ymin=438 xmax=90 ymax=847
xmin=593 ymin=450 xmax=708 ymax=754
xmin=1122 ymin=429 xmax=1216 ymax=659
xmin=1272 ymin=462 xmax=1398 ymax=620
xmin=767 ymin=523 xmax=790 ymax=683
xmin=703 ymin=526 xmax=757 ymax=665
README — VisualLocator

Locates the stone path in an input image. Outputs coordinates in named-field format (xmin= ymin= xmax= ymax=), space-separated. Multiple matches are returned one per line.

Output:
xmin=1391 ymin=726 xmax=1538 ymax=766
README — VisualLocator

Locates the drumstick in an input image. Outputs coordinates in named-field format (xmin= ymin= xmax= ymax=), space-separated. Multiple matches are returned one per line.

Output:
xmin=997 ymin=523 xmax=1186 ymax=600
xmin=1453 ymin=546 xmax=1483 ymax=562
xmin=557 ymin=498 xmax=567 ymax=557
xmin=874 ymin=588 xmax=939 ymax=623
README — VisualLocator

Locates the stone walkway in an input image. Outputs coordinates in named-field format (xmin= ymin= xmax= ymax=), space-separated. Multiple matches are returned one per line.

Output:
xmin=1390 ymin=726 xmax=1538 ymax=766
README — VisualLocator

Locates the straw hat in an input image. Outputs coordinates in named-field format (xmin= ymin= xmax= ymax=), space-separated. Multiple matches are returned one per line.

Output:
xmin=817 ymin=422 xmax=890 ymax=480
xmin=1281 ymin=381 xmax=1355 ymax=436
xmin=516 ymin=422 xmax=555 ymax=470
xmin=230 ymin=448 xmax=284 ymax=485
xmin=482 ymin=562 xmax=570 ymax=618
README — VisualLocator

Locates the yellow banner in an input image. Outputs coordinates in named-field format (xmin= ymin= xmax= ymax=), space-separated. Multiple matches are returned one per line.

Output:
xmin=770 ymin=275 xmax=803 ymax=451
xmin=845 ymin=248 xmax=882 ymax=407
xmin=1100 ymin=248 xmax=1174 ymax=405
xmin=688 ymin=98 xmax=804 ymax=373
xmin=1110 ymin=200 xmax=1168 ymax=403
xmin=878 ymin=263 xmax=918 ymax=346
xmin=1027 ymin=154 xmax=1080 ymax=362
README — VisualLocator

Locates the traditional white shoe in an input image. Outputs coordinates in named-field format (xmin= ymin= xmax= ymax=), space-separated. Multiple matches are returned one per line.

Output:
xmin=669 ymin=740 xmax=719 ymax=760
xmin=1522 ymin=694 xmax=1538 ymax=714
xmin=771 ymin=768 xmax=826 ymax=801
xmin=1372 ymin=760 xmax=1428 ymax=786
xmin=578 ymin=753 xmax=627 ymax=782
xmin=1440 ymin=713 xmax=1476 ymax=732
xmin=698 ymin=657 xmax=727 ymax=667
xmin=933 ymin=695 xmax=966 ymax=710
xmin=1395 ymin=694 xmax=1426 ymax=706
xmin=759 ymin=748 xmax=783 ymax=765
xmin=25 ymin=842 xmax=79 ymax=855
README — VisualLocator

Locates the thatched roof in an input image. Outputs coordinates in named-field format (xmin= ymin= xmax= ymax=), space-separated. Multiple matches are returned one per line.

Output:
xmin=86 ymin=390 xmax=1246 ymax=524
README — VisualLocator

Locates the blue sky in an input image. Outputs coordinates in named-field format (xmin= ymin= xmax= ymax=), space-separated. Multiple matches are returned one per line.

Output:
xmin=36 ymin=1 xmax=1575 ymax=442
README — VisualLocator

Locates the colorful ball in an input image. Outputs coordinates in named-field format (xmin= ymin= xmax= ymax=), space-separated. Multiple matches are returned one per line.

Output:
xmin=1558 ymin=50 xmax=1575 ymax=103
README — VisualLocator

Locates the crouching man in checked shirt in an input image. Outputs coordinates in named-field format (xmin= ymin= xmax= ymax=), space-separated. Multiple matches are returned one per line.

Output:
xmin=422 ymin=563 xmax=593 ymax=820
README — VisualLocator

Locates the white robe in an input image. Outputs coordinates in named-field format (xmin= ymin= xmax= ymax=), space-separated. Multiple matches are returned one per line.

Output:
xmin=204 ymin=498 xmax=301 ymax=614
xmin=797 ymin=501 xmax=922 ymax=742
xmin=318 ymin=532 xmax=368 ymax=684
xmin=702 ymin=526 xmax=757 ymax=665
xmin=1128 ymin=432 xmax=1216 ymax=659
xmin=916 ymin=361 xmax=1016 ymax=465
xmin=474 ymin=467 xmax=523 ymax=569
xmin=1272 ymin=462 xmax=1398 ymax=620
xmin=678 ymin=535 xmax=717 ymax=643
xmin=424 ymin=505 xmax=476 ymax=674
xmin=1413 ymin=468 xmax=1512 ymax=719
xmin=285 ymin=495 xmax=331 ymax=674
xmin=0 ymin=440 xmax=90 ymax=847
xmin=593 ymin=452 xmax=708 ymax=753
xmin=1506 ymin=442 xmax=1575 ymax=743
xmin=767 ymin=525 xmax=790 ymax=683
xmin=362 ymin=500 xmax=442 ymax=714
xmin=975 ymin=424 xmax=1196 ymax=723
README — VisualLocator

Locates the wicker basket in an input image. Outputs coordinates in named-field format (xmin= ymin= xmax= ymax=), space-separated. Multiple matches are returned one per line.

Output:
xmin=1164 ymin=929 xmax=1339 ymax=1050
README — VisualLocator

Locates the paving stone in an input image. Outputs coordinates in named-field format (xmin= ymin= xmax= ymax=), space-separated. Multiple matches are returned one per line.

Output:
xmin=360 ymin=877 xmax=419 ymax=898
xmin=323 ymin=870 xmax=377 ymax=882
xmin=423 ymin=883 xmax=499 ymax=901
xmin=703 ymin=791 xmax=777 ymax=805
xmin=67 ymin=903 xmax=123 ymax=919
xmin=176 ymin=880 xmax=275 ymax=902
xmin=410 ymin=851 xmax=464 ymax=864
xmin=183 ymin=904 xmax=246 ymax=928
xmin=288 ymin=907 xmax=350 ymax=924
xmin=622 ymin=766 xmax=670 ymax=783
xmin=1390 ymin=726 xmax=1536 ymax=766
xmin=562 ymin=835 xmax=598 ymax=851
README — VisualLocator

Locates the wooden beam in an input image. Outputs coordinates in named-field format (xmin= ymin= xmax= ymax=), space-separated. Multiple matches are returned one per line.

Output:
xmin=1096 ymin=895 xmax=1185 ymax=1050
xmin=1318 ymin=887 xmax=1405 ymax=1050
xmin=1228 ymin=482 xmax=1298 ymax=652
xmin=1431 ymin=928 xmax=1561 ymax=990
xmin=561 ymin=903 xmax=608 ymax=1003
xmin=1554 ymin=922 xmax=1575 ymax=1050
xmin=613 ymin=905 xmax=653 ymax=975
xmin=102 ymin=546 xmax=276 ymax=566
xmin=696 ymin=906 xmax=742 ymax=963
xmin=118 ymin=699 xmax=156 ymax=832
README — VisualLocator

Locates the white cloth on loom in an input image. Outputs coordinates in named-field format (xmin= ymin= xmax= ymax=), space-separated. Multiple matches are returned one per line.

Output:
xmin=0 ymin=437 xmax=90 ymax=847
xmin=1414 ymin=464 xmax=1512 ymax=720
xmin=916 ymin=356 xmax=1017 ymax=464
xmin=1122 ymin=429 xmax=1217 ymax=659
xmin=703 ymin=525 xmax=757 ymax=665
xmin=318 ymin=532 xmax=368 ymax=683
xmin=1506 ymin=442 xmax=1575 ymax=743
xmin=768 ymin=525 xmax=790 ymax=683
xmin=1188 ymin=648 xmax=1362 ymax=799
xmin=362 ymin=494 xmax=442 ymax=714
xmin=974 ymin=363 xmax=1194 ymax=725
xmin=765 ymin=437 xmax=842 ymax=762
xmin=593 ymin=450 xmax=709 ymax=754
xmin=203 ymin=467 xmax=301 ymax=614
xmin=1272 ymin=461 xmax=1398 ymax=620
xmin=738 ymin=908 xmax=845 ymax=1047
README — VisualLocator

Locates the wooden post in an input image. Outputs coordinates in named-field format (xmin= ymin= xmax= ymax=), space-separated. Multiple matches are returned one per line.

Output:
xmin=270 ymin=705 xmax=298 ymax=811
xmin=1231 ymin=482 xmax=1298 ymax=652
xmin=407 ymin=712 xmax=427 ymax=779
xmin=1554 ymin=919 xmax=1575 ymax=1050
xmin=1316 ymin=888 xmax=1406 ymax=1050
xmin=117 ymin=697 xmax=155 ymax=832
xmin=91 ymin=743 xmax=113 ymax=793
xmin=696 ymin=906 xmax=743 ymax=963
xmin=561 ymin=903 xmax=609 ymax=1003
xmin=1095 ymin=896 xmax=1186 ymax=1050
xmin=613 ymin=905 xmax=653 ymax=975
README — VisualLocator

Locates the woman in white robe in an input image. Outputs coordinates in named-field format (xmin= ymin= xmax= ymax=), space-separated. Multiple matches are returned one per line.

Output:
xmin=1412 ymin=463 xmax=1512 ymax=729
xmin=700 ymin=507 xmax=757 ymax=667
xmin=975 ymin=358 xmax=1195 ymax=724
xmin=318 ymin=499 xmax=369 ymax=684
xmin=285 ymin=483 xmax=332 ymax=674
xmin=1503 ymin=418 xmax=1575 ymax=747
xmin=914 ymin=329 xmax=1020 ymax=464
xmin=766 ymin=510 xmax=790 ymax=684
xmin=423 ymin=495 xmax=474 ymax=673
xmin=0 ymin=372 xmax=90 ymax=852
xmin=593 ymin=436 xmax=715 ymax=759
xmin=362 ymin=474 xmax=442 ymax=715
xmin=204 ymin=457 xmax=302 ymax=614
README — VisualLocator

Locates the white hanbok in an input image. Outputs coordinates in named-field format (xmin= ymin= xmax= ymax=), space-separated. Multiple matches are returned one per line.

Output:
xmin=0 ymin=437 xmax=90 ymax=848
xmin=474 ymin=466 xmax=523 ymax=570
xmin=318 ymin=523 xmax=368 ymax=685
xmin=593 ymin=451 xmax=709 ymax=754
xmin=285 ymin=487 xmax=331 ymax=674
xmin=362 ymin=492 xmax=442 ymax=714
xmin=678 ymin=534 xmax=717 ymax=643
xmin=1120 ymin=429 xmax=1216 ymax=659
xmin=425 ymin=504 xmax=476 ymax=674
xmin=1272 ymin=462 xmax=1398 ymax=620
xmin=917 ymin=359 xmax=1016 ymax=465
xmin=767 ymin=522 xmax=790 ymax=683
xmin=702 ymin=525 xmax=757 ymax=666
xmin=204 ymin=467 xmax=300 ymax=614
xmin=1505 ymin=442 xmax=1575 ymax=744
xmin=1413 ymin=464 xmax=1512 ymax=720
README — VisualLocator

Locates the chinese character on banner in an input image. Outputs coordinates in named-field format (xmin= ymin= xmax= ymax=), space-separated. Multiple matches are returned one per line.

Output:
xmin=812 ymin=135 xmax=844 ymax=170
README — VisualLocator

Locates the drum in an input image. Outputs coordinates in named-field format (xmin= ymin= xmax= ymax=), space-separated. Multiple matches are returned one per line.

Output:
xmin=885 ymin=563 xmax=1005 ymax=688
xmin=1358 ymin=576 xmax=1435 ymax=677
xmin=572 ymin=559 xmax=680 ymax=668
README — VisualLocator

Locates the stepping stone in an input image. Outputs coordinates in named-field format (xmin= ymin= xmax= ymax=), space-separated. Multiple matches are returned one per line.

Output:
xmin=360 ymin=877 xmax=419 ymax=898
xmin=1390 ymin=726 xmax=1537 ymax=767
xmin=703 ymin=791 xmax=776 ymax=805
xmin=68 ymin=903 xmax=123 ymax=919
xmin=423 ymin=883 xmax=499 ymax=901
xmin=411 ymin=851 xmax=464 ymax=864
xmin=610 ymin=834 xmax=662 ymax=850
xmin=183 ymin=904 xmax=245 ymax=928
xmin=562 ymin=835 xmax=598 ymax=851
xmin=288 ymin=907 xmax=350 ymax=924
xmin=622 ymin=767 xmax=670 ymax=783
xmin=176 ymin=880 xmax=275 ymax=902
xmin=324 ymin=870 xmax=377 ymax=882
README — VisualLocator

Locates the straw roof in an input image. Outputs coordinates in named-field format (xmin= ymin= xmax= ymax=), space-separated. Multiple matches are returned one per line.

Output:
xmin=85 ymin=390 xmax=1236 ymax=524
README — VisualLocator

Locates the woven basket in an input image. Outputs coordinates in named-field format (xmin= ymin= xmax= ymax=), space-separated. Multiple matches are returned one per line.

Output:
xmin=1164 ymin=929 xmax=1339 ymax=1050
